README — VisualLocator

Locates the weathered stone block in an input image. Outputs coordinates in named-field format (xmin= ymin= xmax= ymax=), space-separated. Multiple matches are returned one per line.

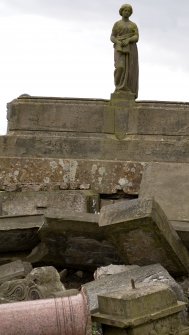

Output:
xmin=97 ymin=283 xmax=176 ymax=318
xmin=92 ymin=283 xmax=185 ymax=335
xmin=139 ymin=162 xmax=189 ymax=222
xmin=130 ymin=101 xmax=189 ymax=136
xmin=0 ymin=157 xmax=144 ymax=194
xmin=7 ymin=97 xmax=114 ymax=134
xmin=99 ymin=198 xmax=189 ymax=275
xmin=0 ymin=190 xmax=99 ymax=216
xmin=84 ymin=264 xmax=185 ymax=312
xmin=0 ymin=215 xmax=44 ymax=252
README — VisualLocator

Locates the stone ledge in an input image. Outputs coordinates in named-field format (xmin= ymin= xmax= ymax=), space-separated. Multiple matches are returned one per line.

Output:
xmin=0 ymin=157 xmax=144 ymax=194
xmin=0 ymin=134 xmax=189 ymax=162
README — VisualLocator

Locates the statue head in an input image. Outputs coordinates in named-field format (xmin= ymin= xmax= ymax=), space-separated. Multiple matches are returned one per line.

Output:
xmin=119 ymin=4 xmax=133 ymax=17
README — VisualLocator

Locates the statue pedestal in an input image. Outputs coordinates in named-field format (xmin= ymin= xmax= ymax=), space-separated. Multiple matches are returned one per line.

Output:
xmin=110 ymin=90 xmax=135 ymax=107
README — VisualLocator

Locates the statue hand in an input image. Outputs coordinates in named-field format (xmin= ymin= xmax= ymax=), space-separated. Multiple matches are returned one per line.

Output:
xmin=122 ymin=39 xmax=129 ymax=47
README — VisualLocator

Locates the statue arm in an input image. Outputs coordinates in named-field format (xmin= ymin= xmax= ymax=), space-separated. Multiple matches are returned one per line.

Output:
xmin=122 ymin=25 xmax=139 ymax=47
xmin=110 ymin=23 xmax=118 ymax=44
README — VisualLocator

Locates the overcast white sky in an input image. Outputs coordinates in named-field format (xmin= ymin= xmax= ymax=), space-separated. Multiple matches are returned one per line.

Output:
xmin=1 ymin=0 xmax=189 ymax=134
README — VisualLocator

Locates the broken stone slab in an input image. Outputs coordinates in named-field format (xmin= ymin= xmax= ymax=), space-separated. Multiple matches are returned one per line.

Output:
xmin=0 ymin=260 xmax=32 ymax=284
xmin=99 ymin=198 xmax=189 ymax=276
xmin=0 ymin=266 xmax=65 ymax=304
xmin=38 ymin=212 xmax=122 ymax=269
xmin=83 ymin=264 xmax=186 ymax=312
xmin=0 ymin=190 xmax=99 ymax=216
xmin=92 ymin=282 xmax=185 ymax=335
xmin=0 ymin=215 xmax=44 ymax=252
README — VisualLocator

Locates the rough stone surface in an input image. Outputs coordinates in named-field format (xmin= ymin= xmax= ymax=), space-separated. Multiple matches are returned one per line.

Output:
xmin=0 ymin=190 xmax=99 ymax=216
xmin=0 ymin=157 xmax=144 ymax=194
xmin=0 ymin=260 xmax=32 ymax=284
xmin=84 ymin=263 xmax=186 ymax=312
xmin=94 ymin=264 xmax=139 ymax=280
xmin=0 ymin=215 xmax=44 ymax=252
xmin=0 ymin=266 xmax=65 ymax=303
xmin=97 ymin=282 xmax=179 ymax=319
xmin=139 ymin=162 xmax=189 ymax=222
xmin=99 ymin=198 xmax=189 ymax=276
xmin=38 ymin=212 xmax=122 ymax=269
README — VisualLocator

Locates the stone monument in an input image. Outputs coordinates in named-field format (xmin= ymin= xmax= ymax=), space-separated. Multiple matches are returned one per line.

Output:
xmin=111 ymin=4 xmax=139 ymax=99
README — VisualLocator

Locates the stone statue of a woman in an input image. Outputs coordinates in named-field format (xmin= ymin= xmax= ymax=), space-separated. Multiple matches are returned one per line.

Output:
xmin=111 ymin=4 xmax=139 ymax=98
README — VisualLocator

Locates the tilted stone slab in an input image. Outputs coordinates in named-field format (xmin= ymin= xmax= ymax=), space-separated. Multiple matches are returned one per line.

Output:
xmin=171 ymin=220 xmax=189 ymax=250
xmin=0 ymin=190 xmax=99 ymax=216
xmin=84 ymin=263 xmax=186 ymax=312
xmin=0 ymin=215 xmax=44 ymax=252
xmin=38 ymin=212 xmax=122 ymax=269
xmin=99 ymin=198 xmax=189 ymax=276
xmin=7 ymin=97 xmax=114 ymax=134
xmin=0 ymin=157 xmax=144 ymax=194
xmin=139 ymin=162 xmax=189 ymax=222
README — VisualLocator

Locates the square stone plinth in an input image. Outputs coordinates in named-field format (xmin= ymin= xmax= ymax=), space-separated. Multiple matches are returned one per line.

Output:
xmin=92 ymin=283 xmax=185 ymax=335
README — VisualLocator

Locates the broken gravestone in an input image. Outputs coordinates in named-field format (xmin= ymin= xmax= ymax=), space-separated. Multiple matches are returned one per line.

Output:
xmin=99 ymin=198 xmax=189 ymax=276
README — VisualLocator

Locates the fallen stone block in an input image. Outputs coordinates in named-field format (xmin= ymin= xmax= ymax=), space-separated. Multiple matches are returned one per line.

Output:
xmin=99 ymin=198 xmax=189 ymax=276
xmin=84 ymin=264 xmax=186 ymax=312
xmin=0 ymin=260 xmax=32 ymax=284
xmin=0 ymin=215 xmax=44 ymax=252
xmin=38 ymin=212 xmax=122 ymax=269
